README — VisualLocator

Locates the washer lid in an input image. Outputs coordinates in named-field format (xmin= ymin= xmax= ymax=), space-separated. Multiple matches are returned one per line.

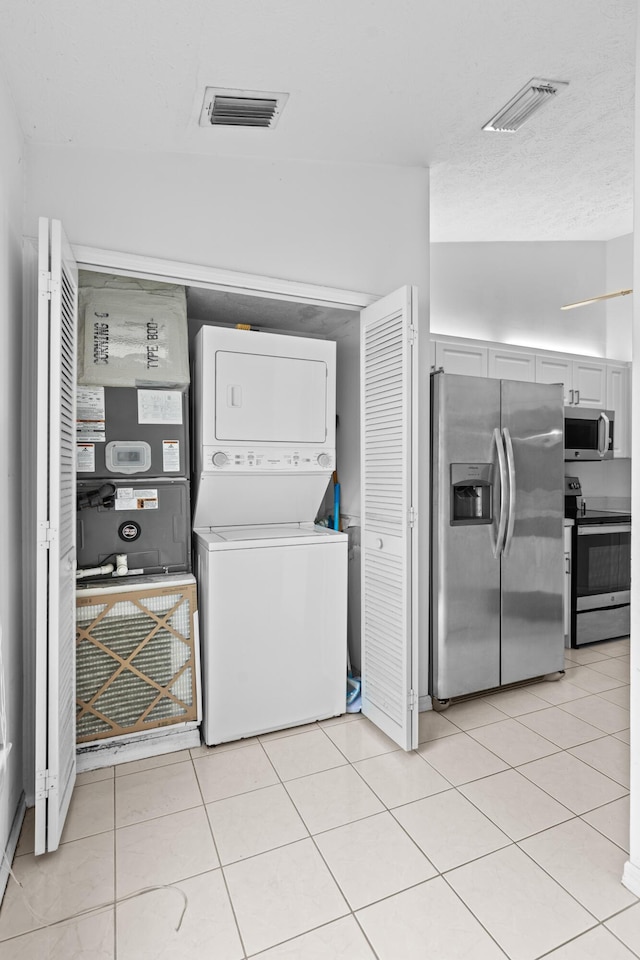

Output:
xmin=194 ymin=523 xmax=348 ymax=549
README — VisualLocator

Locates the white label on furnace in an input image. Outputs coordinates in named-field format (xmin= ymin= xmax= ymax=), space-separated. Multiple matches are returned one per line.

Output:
xmin=114 ymin=488 xmax=158 ymax=510
xmin=137 ymin=390 xmax=183 ymax=425
xmin=76 ymin=443 xmax=96 ymax=472
xmin=76 ymin=386 xmax=106 ymax=441
xmin=162 ymin=440 xmax=180 ymax=472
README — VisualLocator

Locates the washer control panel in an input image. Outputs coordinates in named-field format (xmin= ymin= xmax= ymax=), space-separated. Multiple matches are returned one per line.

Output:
xmin=203 ymin=446 xmax=335 ymax=472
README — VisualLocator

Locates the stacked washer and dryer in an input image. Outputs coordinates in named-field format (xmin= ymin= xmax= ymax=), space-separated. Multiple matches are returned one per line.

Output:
xmin=193 ymin=326 xmax=348 ymax=745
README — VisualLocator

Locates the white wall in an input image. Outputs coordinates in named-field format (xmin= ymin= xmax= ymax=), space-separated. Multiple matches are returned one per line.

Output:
xmin=0 ymin=65 xmax=24 ymax=886
xmin=606 ymin=233 xmax=633 ymax=361
xmin=25 ymin=145 xmax=429 ymax=306
xmin=571 ymin=459 xmax=631 ymax=502
xmin=431 ymin=241 xmax=608 ymax=356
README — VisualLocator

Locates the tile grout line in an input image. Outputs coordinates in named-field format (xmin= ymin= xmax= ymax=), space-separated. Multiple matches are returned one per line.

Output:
xmin=190 ymin=752 xmax=249 ymax=960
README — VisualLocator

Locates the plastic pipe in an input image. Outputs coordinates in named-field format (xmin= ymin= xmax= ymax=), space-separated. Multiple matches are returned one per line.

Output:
xmin=76 ymin=563 xmax=114 ymax=580
xmin=114 ymin=554 xmax=128 ymax=577
xmin=333 ymin=482 xmax=340 ymax=531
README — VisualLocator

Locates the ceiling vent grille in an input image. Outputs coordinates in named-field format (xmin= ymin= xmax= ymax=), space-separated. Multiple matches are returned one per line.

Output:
xmin=199 ymin=87 xmax=289 ymax=129
xmin=482 ymin=77 xmax=569 ymax=132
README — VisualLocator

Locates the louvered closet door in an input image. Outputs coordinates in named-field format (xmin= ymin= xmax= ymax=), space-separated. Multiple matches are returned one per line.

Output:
xmin=360 ymin=286 xmax=418 ymax=751
xmin=34 ymin=219 xmax=78 ymax=854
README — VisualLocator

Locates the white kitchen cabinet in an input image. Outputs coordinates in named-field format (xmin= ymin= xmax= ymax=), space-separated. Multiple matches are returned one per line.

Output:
xmin=535 ymin=354 xmax=573 ymax=404
xmin=572 ymin=359 xmax=607 ymax=407
xmin=435 ymin=340 xmax=487 ymax=377
xmin=488 ymin=347 xmax=535 ymax=382
xmin=607 ymin=362 xmax=631 ymax=458
xmin=535 ymin=355 xmax=607 ymax=407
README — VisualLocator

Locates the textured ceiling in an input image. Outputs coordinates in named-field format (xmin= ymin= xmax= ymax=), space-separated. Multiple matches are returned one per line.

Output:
xmin=0 ymin=0 xmax=635 ymax=241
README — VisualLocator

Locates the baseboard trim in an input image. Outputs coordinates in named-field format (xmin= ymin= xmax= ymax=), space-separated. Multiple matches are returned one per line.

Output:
xmin=1 ymin=793 xmax=26 ymax=904
xmin=622 ymin=859 xmax=640 ymax=897
xmin=419 ymin=695 xmax=432 ymax=712
xmin=76 ymin=724 xmax=201 ymax=773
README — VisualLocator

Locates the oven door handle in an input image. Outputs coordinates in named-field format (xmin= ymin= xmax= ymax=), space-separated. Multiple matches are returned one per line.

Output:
xmin=598 ymin=412 xmax=610 ymax=457
xmin=502 ymin=427 xmax=516 ymax=556
xmin=577 ymin=523 xmax=630 ymax=536
xmin=493 ymin=427 xmax=508 ymax=558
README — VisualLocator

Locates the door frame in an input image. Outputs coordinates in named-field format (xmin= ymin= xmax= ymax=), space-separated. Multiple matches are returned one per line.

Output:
xmin=21 ymin=241 xmax=389 ymax=805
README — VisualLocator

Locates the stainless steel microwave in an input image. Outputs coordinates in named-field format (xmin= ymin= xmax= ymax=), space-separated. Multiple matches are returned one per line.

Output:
xmin=564 ymin=406 xmax=614 ymax=461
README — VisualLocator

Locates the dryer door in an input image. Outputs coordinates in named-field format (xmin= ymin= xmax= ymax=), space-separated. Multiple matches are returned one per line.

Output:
xmin=360 ymin=285 xmax=419 ymax=752
xmin=215 ymin=351 xmax=328 ymax=443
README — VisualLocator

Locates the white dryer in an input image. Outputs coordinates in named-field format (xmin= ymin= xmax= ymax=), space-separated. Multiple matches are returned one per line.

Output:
xmin=192 ymin=325 xmax=336 ymax=527
xmin=195 ymin=524 xmax=347 ymax=744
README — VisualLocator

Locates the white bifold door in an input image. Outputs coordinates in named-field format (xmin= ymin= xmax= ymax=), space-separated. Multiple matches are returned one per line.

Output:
xmin=360 ymin=286 xmax=419 ymax=751
xmin=34 ymin=218 xmax=78 ymax=854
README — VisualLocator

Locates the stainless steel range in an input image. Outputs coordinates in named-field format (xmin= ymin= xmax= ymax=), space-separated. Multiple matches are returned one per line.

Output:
xmin=565 ymin=476 xmax=631 ymax=647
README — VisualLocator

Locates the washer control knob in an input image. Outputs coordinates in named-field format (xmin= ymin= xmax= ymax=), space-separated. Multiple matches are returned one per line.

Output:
xmin=212 ymin=452 xmax=228 ymax=467
xmin=317 ymin=453 xmax=331 ymax=468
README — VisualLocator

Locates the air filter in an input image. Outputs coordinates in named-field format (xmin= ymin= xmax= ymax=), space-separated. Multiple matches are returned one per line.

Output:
xmin=482 ymin=78 xmax=569 ymax=132
xmin=76 ymin=578 xmax=199 ymax=742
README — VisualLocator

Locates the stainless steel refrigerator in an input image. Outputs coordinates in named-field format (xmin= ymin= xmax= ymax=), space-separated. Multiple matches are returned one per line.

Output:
xmin=430 ymin=372 xmax=565 ymax=702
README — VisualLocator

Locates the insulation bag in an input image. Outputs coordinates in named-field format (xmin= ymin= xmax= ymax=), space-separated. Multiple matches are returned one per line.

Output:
xmin=77 ymin=271 xmax=190 ymax=388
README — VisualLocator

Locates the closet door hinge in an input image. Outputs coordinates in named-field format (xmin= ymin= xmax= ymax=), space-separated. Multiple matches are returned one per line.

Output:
xmin=408 ymin=326 xmax=417 ymax=345
xmin=408 ymin=506 xmax=417 ymax=527
xmin=38 ymin=521 xmax=57 ymax=548
xmin=39 ymin=270 xmax=59 ymax=301
xmin=36 ymin=769 xmax=57 ymax=800
xmin=408 ymin=689 xmax=417 ymax=711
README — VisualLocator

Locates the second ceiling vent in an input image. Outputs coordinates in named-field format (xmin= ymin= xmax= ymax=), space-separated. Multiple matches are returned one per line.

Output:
xmin=199 ymin=87 xmax=289 ymax=129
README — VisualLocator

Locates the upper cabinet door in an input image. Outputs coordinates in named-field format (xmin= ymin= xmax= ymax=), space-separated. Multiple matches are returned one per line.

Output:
xmin=435 ymin=341 xmax=488 ymax=377
xmin=360 ymin=286 xmax=418 ymax=751
xmin=607 ymin=363 xmax=631 ymax=457
xmin=572 ymin=359 xmax=607 ymax=408
xmin=535 ymin=355 xmax=573 ymax=405
xmin=34 ymin=218 xmax=78 ymax=854
xmin=488 ymin=348 xmax=535 ymax=382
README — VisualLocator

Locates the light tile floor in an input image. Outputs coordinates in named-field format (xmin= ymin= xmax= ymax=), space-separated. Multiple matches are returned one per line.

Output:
xmin=1 ymin=637 xmax=637 ymax=959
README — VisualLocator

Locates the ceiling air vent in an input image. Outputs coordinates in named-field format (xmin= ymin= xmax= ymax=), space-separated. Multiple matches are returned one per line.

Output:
xmin=199 ymin=87 xmax=289 ymax=129
xmin=482 ymin=77 xmax=569 ymax=132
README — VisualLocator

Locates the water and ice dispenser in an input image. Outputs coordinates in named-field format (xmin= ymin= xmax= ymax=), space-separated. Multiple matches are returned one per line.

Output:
xmin=450 ymin=463 xmax=493 ymax=525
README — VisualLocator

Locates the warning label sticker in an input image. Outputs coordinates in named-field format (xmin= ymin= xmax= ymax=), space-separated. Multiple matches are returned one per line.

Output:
xmin=114 ymin=488 xmax=158 ymax=510
xmin=162 ymin=440 xmax=180 ymax=472
xmin=77 ymin=387 xmax=106 ymax=442
xmin=76 ymin=443 xmax=96 ymax=472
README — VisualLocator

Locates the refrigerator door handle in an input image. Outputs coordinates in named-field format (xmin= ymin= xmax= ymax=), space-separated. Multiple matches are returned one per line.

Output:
xmin=493 ymin=427 xmax=508 ymax=558
xmin=598 ymin=412 xmax=610 ymax=457
xmin=502 ymin=427 xmax=516 ymax=556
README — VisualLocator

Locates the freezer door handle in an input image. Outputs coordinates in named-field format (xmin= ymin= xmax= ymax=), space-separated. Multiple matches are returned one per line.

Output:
xmin=502 ymin=427 xmax=516 ymax=556
xmin=493 ymin=427 xmax=508 ymax=558
xmin=598 ymin=412 xmax=610 ymax=457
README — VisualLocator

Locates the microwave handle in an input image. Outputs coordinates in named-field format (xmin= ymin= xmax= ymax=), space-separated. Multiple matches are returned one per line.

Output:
xmin=598 ymin=412 xmax=610 ymax=457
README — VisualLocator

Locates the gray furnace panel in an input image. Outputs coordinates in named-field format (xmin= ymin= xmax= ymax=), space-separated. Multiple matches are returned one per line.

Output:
xmin=76 ymin=386 xmax=189 ymax=479
xmin=76 ymin=479 xmax=191 ymax=578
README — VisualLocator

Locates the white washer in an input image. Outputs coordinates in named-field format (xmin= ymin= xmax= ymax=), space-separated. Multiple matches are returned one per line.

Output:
xmin=195 ymin=524 xmax=348 ymax=745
